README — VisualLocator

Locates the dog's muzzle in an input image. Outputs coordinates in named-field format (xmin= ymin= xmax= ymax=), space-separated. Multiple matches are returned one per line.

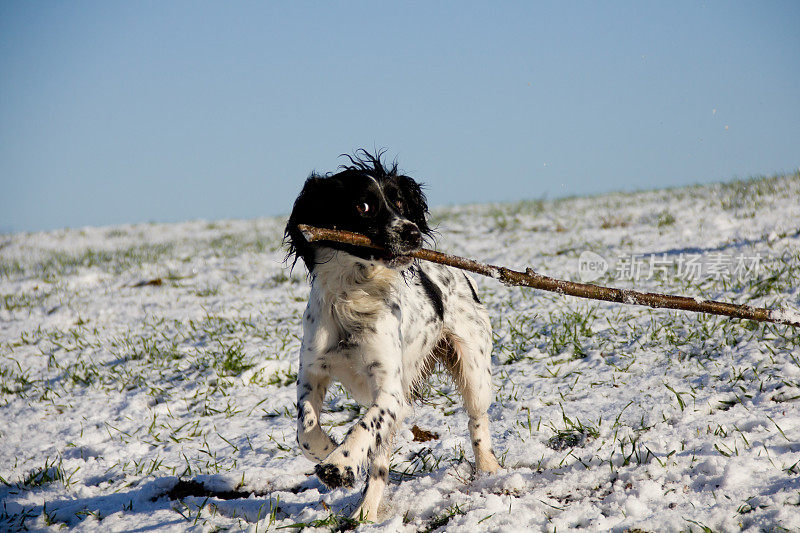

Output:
xmin=386 ymin=219 xmax=422 ymax=254
xmin=375 ymin=219 xmax=422 ymax=267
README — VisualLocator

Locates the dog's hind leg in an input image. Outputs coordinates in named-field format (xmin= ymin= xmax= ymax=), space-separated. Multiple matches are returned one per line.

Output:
xmin=296 ymin=368 xmax=337 ymax=462
xmin=437 ymin=329 xmax=501 ymax=474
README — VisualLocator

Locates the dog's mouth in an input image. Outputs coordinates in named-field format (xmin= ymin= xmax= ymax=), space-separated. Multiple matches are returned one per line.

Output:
xmin=372 ymin=249 xmax=414 ymax=268
xmin=322 ymin=241 xmax=415 ymax=268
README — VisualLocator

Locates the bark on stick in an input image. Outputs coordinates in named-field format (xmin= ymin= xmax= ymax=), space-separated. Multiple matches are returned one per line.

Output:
xmin=297 ymin=224 xmax=800 ymax=328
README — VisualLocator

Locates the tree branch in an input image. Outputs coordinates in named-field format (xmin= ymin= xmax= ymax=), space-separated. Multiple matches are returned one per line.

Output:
xmin=297 ymin=224 xmax=800 ymax=328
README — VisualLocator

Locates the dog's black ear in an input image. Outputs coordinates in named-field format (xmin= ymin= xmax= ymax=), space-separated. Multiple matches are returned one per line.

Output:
xmin=284 ymin=174 xmax=339 ymax=270
xmin=396 ymin=175 xmax=431 ymax=237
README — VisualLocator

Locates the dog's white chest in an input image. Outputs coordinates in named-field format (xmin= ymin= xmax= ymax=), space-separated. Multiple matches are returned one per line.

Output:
xmin=300 ymin=261 xmax=443 ymax=405
xmin=301 ymin=282 xmax=392 ymax=403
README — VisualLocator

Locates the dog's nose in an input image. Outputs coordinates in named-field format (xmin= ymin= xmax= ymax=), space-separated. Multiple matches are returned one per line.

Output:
xmin=398 ymin=221 xmax=422 ymax=250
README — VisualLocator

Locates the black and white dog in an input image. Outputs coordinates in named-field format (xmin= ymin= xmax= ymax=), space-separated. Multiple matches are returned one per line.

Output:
xmin=284 ymin=151 xmax=500 ymax=521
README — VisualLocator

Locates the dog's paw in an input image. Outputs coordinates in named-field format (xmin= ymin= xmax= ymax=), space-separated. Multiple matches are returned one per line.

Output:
xmin=474 ymin=448 xmax=502 ymax=475
xmin=315 ymin=462 xmax=356 ymax=489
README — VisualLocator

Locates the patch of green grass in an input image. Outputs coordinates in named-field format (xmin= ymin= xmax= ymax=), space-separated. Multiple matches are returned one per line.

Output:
xmin=0 ymin=506 xmax=38 ymax=531
xmin=421 ymin=503 xmax=467 ymax=533
xmin=1 ymin=243 xmax=176 ymax=282
xmin=717 ymin=172 xmax=797 ymax=212
xmin=277 ymin=511 xmax=368 ymax=531
xmin=664 ymin=383 xmax=691 ymax=412
xmin=544 ymin=306 xmax=598 ymax=358
xmin=684 ymin=518 xmax=719 ymax=533
xmin=1 ymin=289 xmax=53 ymax=312
xmin=492 ymin=299 xmax=599 ymax=362
xmin=487 ymin=197 xmax=547 ymax=232
xmin=545 ymin=406 xmax=600 ymax=451
xmin=600 ymin=215 xmax=630 ymax=229
xmin=266 ymin=367 xmax=297 ymax=387
xmin=213 ymin=340 xmax=255 ymax=377
xmin=104 ymin=228 xmax=129 ymax=238
xmin=265 ymin=272 xmax=293 ymax=288
xmin=656 ymin=209 xmax=676 ymax=228
xmin=194 ymin=285 xmax=220 ymax=297
xmin=2 ymin=306 xmax=303 ymax=401
xmin=496 ymin=311 xmax=540 ymax=364
xmin=741 ymin=252 xmax=799 ymax=300
xmin=0 ymin=258 xmax=25 ymax=279
xmin=547 ymin=429 xmax=590 ymax=451
xmin=205 ymin=232 xmax=280 ymax=257
xmin=15 ymin=456 xmax=76 ymax=490
xmin=391 ymin=444 xmax=467 ymax=479
xmin=0 ymin=358 xmax=35 ymax=397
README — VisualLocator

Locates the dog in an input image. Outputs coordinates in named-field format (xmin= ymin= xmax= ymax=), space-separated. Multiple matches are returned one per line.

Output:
xmin=284 ymin=150 xmax=500 ymax=521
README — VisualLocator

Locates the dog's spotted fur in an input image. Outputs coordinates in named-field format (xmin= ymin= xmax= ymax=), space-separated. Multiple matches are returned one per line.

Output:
xmin=284 ymin=150 xmax=500 ymax=521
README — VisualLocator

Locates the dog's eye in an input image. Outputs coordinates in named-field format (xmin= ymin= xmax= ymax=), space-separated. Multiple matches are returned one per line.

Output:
xmin=356 ymin=202 xmax=371 ymax=215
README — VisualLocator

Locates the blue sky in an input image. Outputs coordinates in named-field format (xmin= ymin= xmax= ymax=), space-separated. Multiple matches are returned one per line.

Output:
xmin=1 ymin=1 xmax=798 ymax=233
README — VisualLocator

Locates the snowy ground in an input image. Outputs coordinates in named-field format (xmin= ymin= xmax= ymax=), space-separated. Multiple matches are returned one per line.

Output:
xmin=2 ymin=173 xmax=799 ymax=532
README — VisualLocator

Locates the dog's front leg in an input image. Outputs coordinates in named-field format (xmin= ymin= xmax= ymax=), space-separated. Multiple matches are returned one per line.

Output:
xmin=315 ymin=358 xmax=405 ymax=491
xmin=351 ymin=431 xmax=393 ymax=522
xmin=296 ymin=366 xmax=337 ymax=462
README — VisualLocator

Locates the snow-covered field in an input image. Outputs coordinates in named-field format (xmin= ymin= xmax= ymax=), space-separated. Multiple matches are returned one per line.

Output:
xmin=2 ymin=173 xmax=799 ymax=532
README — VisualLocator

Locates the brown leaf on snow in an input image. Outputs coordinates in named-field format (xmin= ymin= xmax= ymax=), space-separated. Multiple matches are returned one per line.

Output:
xmin=133 ymin=278 xmax=163 ymax=288
xmin=411 ymin=425 xmax=439 ymax=442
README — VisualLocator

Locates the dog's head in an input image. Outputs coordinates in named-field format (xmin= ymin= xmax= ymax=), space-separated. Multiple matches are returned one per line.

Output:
xmin=285 ymin=150 xmax=432 ymax=271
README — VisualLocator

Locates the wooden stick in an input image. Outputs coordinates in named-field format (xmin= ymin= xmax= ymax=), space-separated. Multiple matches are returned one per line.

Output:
xmin=298 ymin=224 xmax=800 ymax=328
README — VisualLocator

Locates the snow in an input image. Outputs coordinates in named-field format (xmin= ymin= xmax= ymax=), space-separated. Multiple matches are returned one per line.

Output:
xmin=772 ymin=306 xmax=800 ymax=326
xmin=1 ymin=173 xmax=800 ymax=532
